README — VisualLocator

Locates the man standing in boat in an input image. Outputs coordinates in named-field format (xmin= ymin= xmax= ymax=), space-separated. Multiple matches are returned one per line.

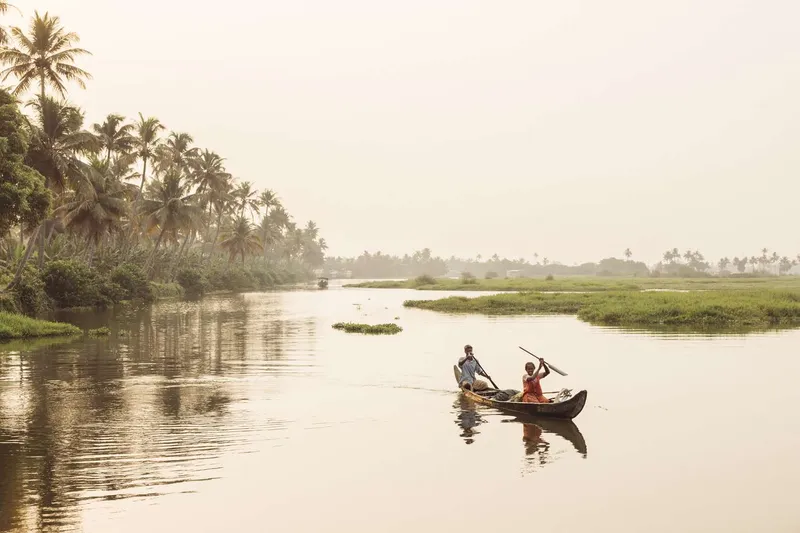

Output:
xmin=458 ymin=345 xmax=490 ymax=392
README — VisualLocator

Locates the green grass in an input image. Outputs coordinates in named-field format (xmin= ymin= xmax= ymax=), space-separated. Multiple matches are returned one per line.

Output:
xmin=332 ymin=322 xmax=403 ymax=335
xmin=87 ymin=326 xmax=111 ymax=337
xmin=0 ymin=312 xmax=81 ymax=340
xmin=347 ymin=276 xmax=800 ymax=292
xmin=403 ymin=290 xmax=800 ymax=331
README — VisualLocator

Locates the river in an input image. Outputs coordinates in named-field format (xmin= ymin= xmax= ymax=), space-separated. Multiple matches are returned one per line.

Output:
xmin=1 ymin=280 xmax=799 ymax=532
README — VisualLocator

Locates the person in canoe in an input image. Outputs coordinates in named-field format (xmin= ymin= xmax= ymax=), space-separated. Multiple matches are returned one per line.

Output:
xmin=522 ymin=359 xmax=552 ymax=403
xmin=458 ymin=344 xmax=490 ymax=392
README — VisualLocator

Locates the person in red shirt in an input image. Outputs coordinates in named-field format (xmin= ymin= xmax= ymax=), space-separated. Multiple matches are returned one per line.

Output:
xmin=522 ymin=359 xmax=552 ymax=403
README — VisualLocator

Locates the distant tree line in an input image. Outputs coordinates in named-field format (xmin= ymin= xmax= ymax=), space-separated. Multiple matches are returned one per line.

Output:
xmin=324 ymin=247 xmax=800 ymax=279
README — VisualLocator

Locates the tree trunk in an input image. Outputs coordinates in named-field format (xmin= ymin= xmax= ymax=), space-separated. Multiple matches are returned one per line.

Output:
xmin=208 ymin=210 xmax=223 ymax=259
xmin=170 ymin=231 xmax=192 ymax=280
xmin=6 ymin=226 xmax=41 ymax=290
xmin=146 ymin=226 xmax=167 ymax=276
xmin=137 ymin=155 xmax=148 ymax=199
xmin=87 ymin=240 xmax=96 ymax=267
xmin=37 ymin=223 xmax=46 ymax=269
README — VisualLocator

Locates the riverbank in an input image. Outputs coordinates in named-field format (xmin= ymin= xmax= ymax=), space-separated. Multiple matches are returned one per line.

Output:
xmin=347 ymin=275 xmax=800 ymax=292
xmin=0 ymin=312 xmax=81 ymax=340
xmin=404 ymin=290 xmax=800 ymax=330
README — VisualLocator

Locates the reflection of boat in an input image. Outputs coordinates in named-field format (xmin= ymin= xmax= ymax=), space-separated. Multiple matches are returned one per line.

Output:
xmin=453 ymin=365 xmax=587 ymax=419
xmin=504 ymin=415 xmax=587 ymax=457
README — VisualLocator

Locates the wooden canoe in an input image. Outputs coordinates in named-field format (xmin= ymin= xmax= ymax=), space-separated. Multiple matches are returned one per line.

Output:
xmin=453 ymin=365 xmax=587 ymax=420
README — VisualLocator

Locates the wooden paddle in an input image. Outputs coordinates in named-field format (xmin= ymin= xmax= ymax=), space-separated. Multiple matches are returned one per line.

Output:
xmin=519 ymin=346 xmax=568 ymax=377
xmin=471 ymin=356 xmax=500 ymax=389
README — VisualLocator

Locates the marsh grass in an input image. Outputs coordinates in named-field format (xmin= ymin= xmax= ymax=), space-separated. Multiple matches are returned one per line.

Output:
xmin=403 ymin=290 xmax=800 ymax=330
xmin=88 ymin=327 xmax=111 ymax=337
xmin=0 ymin=312 xmax=81 ymax=340
xmin=332 ymin=322 xmax=403 ymax=335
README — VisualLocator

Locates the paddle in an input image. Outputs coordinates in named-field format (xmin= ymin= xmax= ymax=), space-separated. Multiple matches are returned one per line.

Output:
xmin=471 ymin=356 xmax=500 ymax=389
xmin=519 ymin=346 xmax=568 ymax=377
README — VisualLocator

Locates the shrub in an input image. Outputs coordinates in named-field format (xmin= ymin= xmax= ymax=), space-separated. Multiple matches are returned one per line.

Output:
xmin=0 ymin=311 xmax=80 ymax=339
xmin=149 ymin=282 xmax=183 ymax=299
xmin=177 ymin=267 xmax=208 ymax=298
xmin=42 ymin=260 xmax=102 ymax=308
xmin=485 ymin=271 xmax=499 ymax=279
xmin=110 ymin=264 xmax=154 ymax=301
xmin=12 ymin=270 xmax=49 ymax=316
xmin=545 ymin=274 xmax=555 ymax=281
xmin=413 ymin=274 xmax=436 ymax=286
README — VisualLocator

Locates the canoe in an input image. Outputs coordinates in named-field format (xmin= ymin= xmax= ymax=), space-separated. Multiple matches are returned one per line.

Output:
xmin=453 ymin=365 xmax=587 ymax=420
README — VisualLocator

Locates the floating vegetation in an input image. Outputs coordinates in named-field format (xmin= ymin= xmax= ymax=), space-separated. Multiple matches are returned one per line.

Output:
xmin=87 ymin=327 xmax=111 ymax=337
xmin=332 ymin=322 xmax=403 ymax=335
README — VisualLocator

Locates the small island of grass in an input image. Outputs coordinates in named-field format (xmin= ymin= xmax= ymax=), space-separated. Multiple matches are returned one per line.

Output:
xmin=332 ymin=322 xmax=403 ymax=335
xmin=0 ymin=312 xmax=81 ymax=340
xmin=403 ymin=290 xmax=800 ymax=331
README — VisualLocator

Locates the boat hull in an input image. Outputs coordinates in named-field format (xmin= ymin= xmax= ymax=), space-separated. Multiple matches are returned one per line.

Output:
xmin=453 ymin=365 xmax=587 ymax=420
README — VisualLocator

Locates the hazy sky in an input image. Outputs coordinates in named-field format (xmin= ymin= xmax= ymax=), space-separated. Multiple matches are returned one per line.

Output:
xmin=5 ymin=0 xmax=800 ymax=264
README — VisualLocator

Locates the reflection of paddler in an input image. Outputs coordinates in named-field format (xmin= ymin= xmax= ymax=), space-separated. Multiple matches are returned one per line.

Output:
xmin=522 ymin=423 xmax=546 ymax=445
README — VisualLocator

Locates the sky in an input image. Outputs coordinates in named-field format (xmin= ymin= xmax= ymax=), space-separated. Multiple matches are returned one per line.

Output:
xmin=4 ymin=0 xmax=800 ymax=265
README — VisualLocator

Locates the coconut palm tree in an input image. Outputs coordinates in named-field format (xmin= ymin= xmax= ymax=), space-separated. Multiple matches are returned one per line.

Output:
xmin=220 ymin=216 xmax=262 ymax=264
xmin=154 ymin=132 xmax=196 ymax=175
xmin=139 ymin=173 xmax=202 ymax=270
xmin=25 ymin=96 xmax=96 ymax=192
xmin=304 ymin=220 xmax=319 ymax=240
xmin=191 ymin=149 xmax=229 ymax=194
xmin=232 ymin=181 xmax=260 ymax=219
xmin=0 ymin=2 xmax=20 ymax=45
xmin=56 ymin=159 xmax=133 ymax=265
xmin=624 ymin=248 xmax=632 ymax=261
xmin=92 ymin=113 xmax=134 ymax=165
xmin=133 ymin=113 xmax=164 ymax=199
xmin=258 ymin=189 xmax=279 ymax=216
xmin=0 ymin=11 xmax=91 ymax=99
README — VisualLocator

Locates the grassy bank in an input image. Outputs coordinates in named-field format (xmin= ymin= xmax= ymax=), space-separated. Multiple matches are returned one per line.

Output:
xmin=347 ymin=276 xmax=800 ymax=292
xmin=332 ymin=322 xmax=403 ymax=335
xmin=0 ymin=312 xmax=81 ymax=340
xmin=403 ymin=290 xmax=800 ymax=330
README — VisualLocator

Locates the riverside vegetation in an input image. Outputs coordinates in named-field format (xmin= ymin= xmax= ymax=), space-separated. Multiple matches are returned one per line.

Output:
xmin=0 ymin=10 xmax=326 ymax=336
xmin=332 ymin=322 xmax=403 ymax=335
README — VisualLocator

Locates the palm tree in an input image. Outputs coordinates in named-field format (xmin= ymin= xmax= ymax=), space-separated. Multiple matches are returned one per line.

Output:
xmin=133 ymin=113 xmax=164 ymax=199
xmin=624 ymin=248 xmax=632 ymax=261
xmin=154 ymin=131 xmax=196 ymax=175
xmin=139 ymin=173 xmax=202 ymax=270
xmin=191 ymin=149 xmax=228 ymax=195
xmin=220 ymin=216 xmax=262 ymax=264
xmin=304 ymin=221 xmax=319 ymax=240
xmin=258 ymin=189 xmax=279 ymax=215
xmin=0 ymin=2 xmax=20 ymax=45
xmin=205 ymin=177 xmax=234 ymax=260
xmin=92 ymin=113 xmax=134 ymax=165
xmin=56 ymin=159 xmax=133 ymax=265
xmin=0 ymin=11 xmax=91 ymax=99
xmin=232 ymin=181 xmax=260 ymax=219
xmin=25 ymin=96 xmax=96 ymax=192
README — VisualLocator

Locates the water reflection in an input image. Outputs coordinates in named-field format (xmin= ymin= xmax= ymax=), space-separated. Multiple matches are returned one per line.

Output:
xmin=454 ymin=396 xmax=588 ymax=474
xmin=0 ymin=294 xmax=308 ymax=533
xmin=453 ymin=396 xmax=485 ymax=444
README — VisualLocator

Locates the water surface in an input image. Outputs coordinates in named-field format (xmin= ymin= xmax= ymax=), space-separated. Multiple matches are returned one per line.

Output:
xmin=1 ymin=280 xmax=799 ymax=532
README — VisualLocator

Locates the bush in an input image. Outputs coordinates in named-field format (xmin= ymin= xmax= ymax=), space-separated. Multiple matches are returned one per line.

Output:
xmin=43 ymin=260 xmax=102 ymax=308
xmin=11 ymin=270 xmax=50 ymax=316
xmin=461 ymin=272 xmax=478 ymax=285
xmin=485 ymin=271 xmax=499 ymax=279
xmin=177 ymin=267 xmax=208 ymax=298
xmin=110 ymin=264 xmax=154 ymax=301
xmin=0 ymin=311 xmax=80 ymax=339
xmin=413 ymin=274 xmax=436 ymax=286
xmin=332 ymin=322 xmax=403 ymax=335
xmin=149 ymin=282 xmax=183 ymax=299
xmin=545 ymin=274 xmax=555 ymax=281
